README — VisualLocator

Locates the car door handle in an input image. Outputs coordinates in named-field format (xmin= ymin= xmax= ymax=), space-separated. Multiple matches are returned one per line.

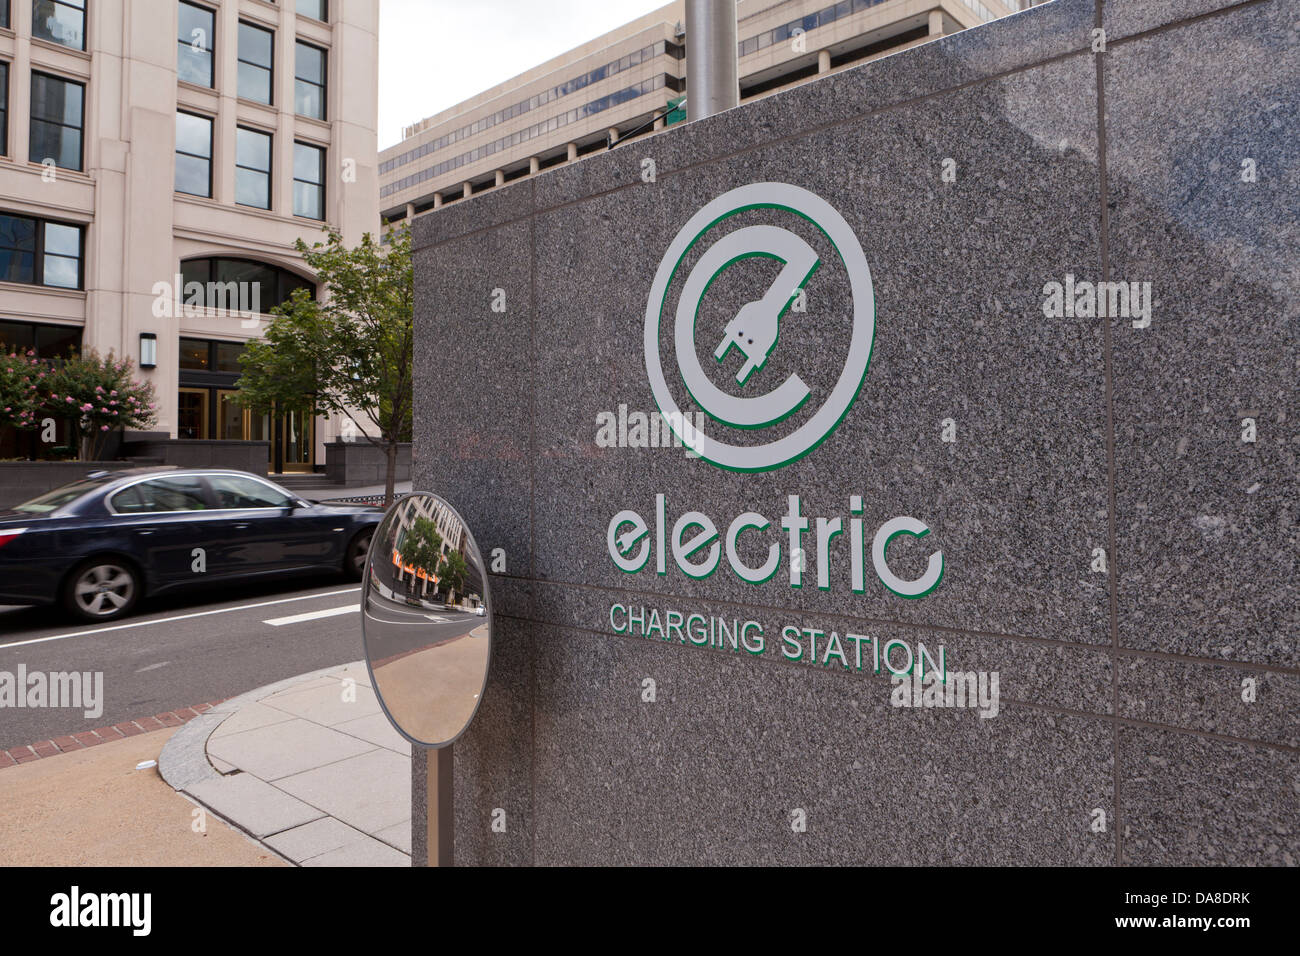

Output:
xmin=134 ymin=528 xmax=156 ymax=536
xmin=233 ymin=523 xmax=250 ymax=530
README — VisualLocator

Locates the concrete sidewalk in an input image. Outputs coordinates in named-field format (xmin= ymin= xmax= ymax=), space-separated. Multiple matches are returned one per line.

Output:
xmin=297 ymin=480 xmax=413 ymax=502
xmin=159 ymin=661 xmax=412 ymax=867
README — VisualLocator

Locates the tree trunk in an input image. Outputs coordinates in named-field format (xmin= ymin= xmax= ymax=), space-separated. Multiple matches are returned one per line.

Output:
xmin=384 ymin=440 xmax=397 ymax=507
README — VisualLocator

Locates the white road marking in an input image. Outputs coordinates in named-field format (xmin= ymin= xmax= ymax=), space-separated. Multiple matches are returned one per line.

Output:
xmin=264 ymin=604 xmax=359 ymax=627
xmin=0 ymin=587 xmax=362 ymax=650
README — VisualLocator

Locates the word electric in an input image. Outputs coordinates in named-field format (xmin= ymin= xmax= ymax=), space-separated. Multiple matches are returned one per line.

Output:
xmin=607 ymin=493 xmax=943 ymax=598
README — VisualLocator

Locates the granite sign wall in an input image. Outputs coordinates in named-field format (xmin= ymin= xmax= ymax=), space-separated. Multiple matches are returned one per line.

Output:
xmin=411 ymin=0 xmax=1298 ymax=865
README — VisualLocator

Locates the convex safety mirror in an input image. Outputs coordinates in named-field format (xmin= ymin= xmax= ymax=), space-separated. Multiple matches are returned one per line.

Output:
xmin=361 ymin=493 xmax=492 ymax=748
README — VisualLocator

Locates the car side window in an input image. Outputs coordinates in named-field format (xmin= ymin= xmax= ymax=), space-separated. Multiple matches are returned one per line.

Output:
xmin=208 ymin=475 xmax=292 ymax=510
xmin=111 ymin=477 xmax=209 ymax=513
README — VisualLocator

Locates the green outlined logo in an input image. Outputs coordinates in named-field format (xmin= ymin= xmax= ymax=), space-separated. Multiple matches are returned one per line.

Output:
xmin=643 ymin=182 xmax=876 ymax=472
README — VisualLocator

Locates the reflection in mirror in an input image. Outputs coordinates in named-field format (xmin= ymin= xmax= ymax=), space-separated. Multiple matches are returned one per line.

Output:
xmin=361 ymin=493 xmax=491 ymax=748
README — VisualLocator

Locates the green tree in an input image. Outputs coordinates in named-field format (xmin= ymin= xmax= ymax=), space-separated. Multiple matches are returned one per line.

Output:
xmin=438 ymin=548 xmax=468 ymax=605
xmin=236 ymin=224 xmax=414 ymax=504
xmin=43 ymin=351 xmax=157 ymax=460
xmin=398 ymin=516 xmax=443 ymax=584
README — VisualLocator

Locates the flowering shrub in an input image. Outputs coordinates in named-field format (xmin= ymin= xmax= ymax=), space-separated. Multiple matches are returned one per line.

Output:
xmin=42 ymin=350 xmax=157 ymax=460
xmin=0 ymin=350 xmax=47 ymax=433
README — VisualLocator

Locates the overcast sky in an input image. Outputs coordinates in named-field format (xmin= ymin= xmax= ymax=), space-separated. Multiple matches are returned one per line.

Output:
xmin=378 ymin=0 xmax=672 ymax=149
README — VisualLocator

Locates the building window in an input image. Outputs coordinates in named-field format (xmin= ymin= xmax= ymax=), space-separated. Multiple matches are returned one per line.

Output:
xmin=293 ymin=142 xmax=325 ymax=220
xmin=0 ymin=212 xmax=82 ymax=289
xmin=1 ymin=2 xmax=9 ymax=29
xmin=294 ymin=41 xmax=326 ymax=120
xmin=0 ymin=63 xmax=8 ymax=156
xmin=180 ymin=258 xmax=315 ymax=313
xmin=175 ymin=110 xmax=213 ymax=198
xmin=0 ymin=213 xmax=35 ymax=284
xmin=29 ymin=72 xmax=84 ymax=171
xmin=235 ymin=126 xmax=271 ymax=209
xmin=177 ymin=1 xmax=214 ymax=88
xmin=296 ymin=0 xmax=326 ymax=22
xmin=32 ymin=0 xmax=85 ymax=51
xmin=0 ymin=320 xmax=81 ymax=359
xmin=237 ymin=21 xmax=273 ymax=104
xmin=42 ymin=221 xmax=80 ymax=287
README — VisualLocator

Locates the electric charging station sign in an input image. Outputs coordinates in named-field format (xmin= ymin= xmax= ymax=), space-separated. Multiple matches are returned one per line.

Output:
xmin=643 ymin=182 xmax=876 ymax=472
xmin=616 ymin=182 xmax=942 ymax=601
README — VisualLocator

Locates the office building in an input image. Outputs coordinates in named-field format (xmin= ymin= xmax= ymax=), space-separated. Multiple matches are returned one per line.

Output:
xmin=0 ymin=0 xmax=379 ymax=473
xmin=380 ymin=0 xmax=1026 ymax=223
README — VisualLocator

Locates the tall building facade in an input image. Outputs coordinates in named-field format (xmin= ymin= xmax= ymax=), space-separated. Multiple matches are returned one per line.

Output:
xmin=0 ymin=0 xmax=379 ymax=473
xmin=380 ymin=0 xmax=1024 ymax=223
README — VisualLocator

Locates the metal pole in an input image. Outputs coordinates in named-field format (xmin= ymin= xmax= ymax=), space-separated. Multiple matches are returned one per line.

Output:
xmin=426 ymin=744 xmax=453 ymax=866
xmin=685 ymin=0 xmax=739 ymax=121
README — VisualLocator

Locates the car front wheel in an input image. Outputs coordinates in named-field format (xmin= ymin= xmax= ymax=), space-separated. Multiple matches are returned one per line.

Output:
xmin=63 ymin=557 xmax=141 ymax=622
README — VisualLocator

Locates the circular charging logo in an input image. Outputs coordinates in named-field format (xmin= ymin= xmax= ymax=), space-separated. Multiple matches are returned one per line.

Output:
xmin=644 ymin=183 xmax=875 ymax=472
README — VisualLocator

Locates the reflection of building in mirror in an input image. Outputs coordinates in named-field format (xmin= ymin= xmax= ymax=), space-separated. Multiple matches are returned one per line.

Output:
xmin=363 ymin=493 xmax=491 ymax=747
xmin=369 ymin=495 xmax=485 ymax=613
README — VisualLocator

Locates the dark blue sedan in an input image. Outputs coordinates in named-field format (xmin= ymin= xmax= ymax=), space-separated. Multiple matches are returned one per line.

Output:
xmin=0 ymin=468 xmax=383 ymax=622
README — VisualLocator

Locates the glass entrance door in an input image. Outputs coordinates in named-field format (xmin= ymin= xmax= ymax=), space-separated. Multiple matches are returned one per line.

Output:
xmin=218 ymin=389 xmax=273 ymax=470
xmin=177 ymin=388 xmax=209 ymax=440
xmin=278 ymin=409 xmax=313 ymax=473
xmin=177 ymin=387 xmax=311 ymax=474
xmin=216 ymin=390 xmax=243 ymax=440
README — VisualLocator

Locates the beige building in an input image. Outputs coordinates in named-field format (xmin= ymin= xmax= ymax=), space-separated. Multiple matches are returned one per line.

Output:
xmin=380 ymin=0 xmax=1027 ymax=222
xmin=0 ymin=0 xmax=379 ymax=473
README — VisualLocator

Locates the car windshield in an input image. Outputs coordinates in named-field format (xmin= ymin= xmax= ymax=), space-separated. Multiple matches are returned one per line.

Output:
xmin=13 ymin=476 xmax=113 ymax=514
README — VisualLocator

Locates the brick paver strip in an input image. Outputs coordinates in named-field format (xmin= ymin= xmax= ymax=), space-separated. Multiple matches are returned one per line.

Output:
xmin=0 ymin=699 xmax=226 ymax=770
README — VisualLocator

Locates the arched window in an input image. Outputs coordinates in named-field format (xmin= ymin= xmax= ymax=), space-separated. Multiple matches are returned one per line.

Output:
xmin=179 ymin=257 xmax=316 ymax=314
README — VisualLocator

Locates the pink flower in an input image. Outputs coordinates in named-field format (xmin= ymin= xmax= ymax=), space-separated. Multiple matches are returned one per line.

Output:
xmin=100 ymin=425 xmax=109 ymax=431
xmin=65 ymin=396 xmax=74 ymax=403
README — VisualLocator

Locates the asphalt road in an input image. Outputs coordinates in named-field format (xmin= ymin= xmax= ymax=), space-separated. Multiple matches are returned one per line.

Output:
xmin=0 ymin=573 xmax=371 ymax=750
xmin=364 ymin=591 xmax=484 ymax=658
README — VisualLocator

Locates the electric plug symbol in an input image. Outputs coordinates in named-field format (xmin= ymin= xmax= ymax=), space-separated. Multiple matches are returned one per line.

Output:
xmin=714 ymin=299 xmax=781 ymax=386
xmin=710 ymin=244 xmax=819 ymax=388
xmin=617 ymin=526 xmax=647 ymax=554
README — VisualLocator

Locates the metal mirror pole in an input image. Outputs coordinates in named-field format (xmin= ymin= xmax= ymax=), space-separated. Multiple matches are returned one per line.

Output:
xmin=427 ymin=745 xmax=453 ymax=867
